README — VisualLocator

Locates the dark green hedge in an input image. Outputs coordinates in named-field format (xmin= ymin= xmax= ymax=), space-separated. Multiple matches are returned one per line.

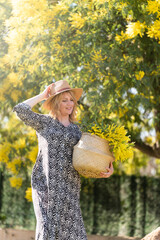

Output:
xmin=1 ymin=173 xmax=160 ymax=238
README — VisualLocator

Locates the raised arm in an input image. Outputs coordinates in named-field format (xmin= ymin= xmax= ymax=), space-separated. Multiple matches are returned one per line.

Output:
xmin=13 ymin=83 xmax=54 ymax=131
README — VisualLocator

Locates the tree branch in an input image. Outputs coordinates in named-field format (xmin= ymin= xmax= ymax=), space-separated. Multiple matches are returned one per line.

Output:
xmin=134 ymin=140 xmax=160 ymax=159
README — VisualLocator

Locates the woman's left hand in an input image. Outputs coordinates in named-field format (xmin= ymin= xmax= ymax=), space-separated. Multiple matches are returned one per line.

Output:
xmin=100 ymin=162 xmax=114 ymax=178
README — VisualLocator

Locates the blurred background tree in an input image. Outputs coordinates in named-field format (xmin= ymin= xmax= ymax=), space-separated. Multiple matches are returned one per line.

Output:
xmin=1 ymin=0 xmax=160 ymax=157
xmin=0 ymin=0 xmax=160 ymax=237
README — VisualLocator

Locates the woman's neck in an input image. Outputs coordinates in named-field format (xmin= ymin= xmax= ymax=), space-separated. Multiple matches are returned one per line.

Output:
xmin=57 ymin=115 xmax=70 ymax=126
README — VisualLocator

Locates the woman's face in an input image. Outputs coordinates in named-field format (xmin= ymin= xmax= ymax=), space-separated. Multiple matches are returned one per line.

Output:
xmin=59 ymin=92 xmax=75 ymax=117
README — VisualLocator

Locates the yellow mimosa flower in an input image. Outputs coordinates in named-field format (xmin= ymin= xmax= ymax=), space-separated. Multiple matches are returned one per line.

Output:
xmin=135 ymin=71 xmax=145 ymax=80
xmin=25 ymin=187 xmax=32 ymax=202
xmin=9 ymin=177 xmax=22 ymax=189
xmin=89 ymin=123 xmax=134 ymax=162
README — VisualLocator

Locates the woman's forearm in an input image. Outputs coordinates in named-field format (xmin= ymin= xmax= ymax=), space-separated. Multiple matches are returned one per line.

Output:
xmin=23 ymin=93 xmax=44 ymax=108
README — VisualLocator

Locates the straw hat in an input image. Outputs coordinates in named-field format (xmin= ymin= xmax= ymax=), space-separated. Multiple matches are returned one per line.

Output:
xmin=73 ymin=132 xmax=114 ymax=178
xmin=43 ymin=80 xmax=83 ymax=110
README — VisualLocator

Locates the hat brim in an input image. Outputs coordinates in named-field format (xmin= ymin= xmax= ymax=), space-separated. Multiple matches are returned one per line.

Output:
xmin=42 ymin=88 xmax=83 ymax=110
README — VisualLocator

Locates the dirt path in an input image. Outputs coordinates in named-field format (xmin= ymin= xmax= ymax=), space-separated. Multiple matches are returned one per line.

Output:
xmin=0 ymin=228 xmax=141 ymax=240
xmin=88 ymin=235 xmax=141 ymax=240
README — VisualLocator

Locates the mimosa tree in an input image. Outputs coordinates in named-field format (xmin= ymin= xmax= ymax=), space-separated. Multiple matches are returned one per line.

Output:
xmin=0 ymin=0 xmax=160 ymax=193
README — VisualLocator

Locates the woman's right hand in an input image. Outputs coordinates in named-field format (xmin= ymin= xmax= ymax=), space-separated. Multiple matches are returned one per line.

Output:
xmin=40 ymin=83 xmax=54 ymax=100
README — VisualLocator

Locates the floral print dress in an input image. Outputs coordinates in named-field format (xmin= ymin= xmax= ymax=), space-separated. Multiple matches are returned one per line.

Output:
xmin=13 ymin=102 xmax=88 ymax=240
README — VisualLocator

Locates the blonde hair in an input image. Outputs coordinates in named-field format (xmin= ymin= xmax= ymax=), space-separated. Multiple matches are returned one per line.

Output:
xmin=46 ymin=90 xmax=78 ymax=122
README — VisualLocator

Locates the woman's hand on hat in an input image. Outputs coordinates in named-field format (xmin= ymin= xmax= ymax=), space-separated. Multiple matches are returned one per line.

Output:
xmin=100 ymin=162 xmax=114 ymax=178
xmin=40 ymin=83 xmax=54 ymax=100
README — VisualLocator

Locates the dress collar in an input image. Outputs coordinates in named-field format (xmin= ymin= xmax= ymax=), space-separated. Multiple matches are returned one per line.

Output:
xmin=55 ymin=118 xmax=72 ymax=128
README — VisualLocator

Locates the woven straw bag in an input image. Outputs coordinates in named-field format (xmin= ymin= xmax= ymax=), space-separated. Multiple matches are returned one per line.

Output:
xmin=73 ymin=132 xmax=114 ymax=178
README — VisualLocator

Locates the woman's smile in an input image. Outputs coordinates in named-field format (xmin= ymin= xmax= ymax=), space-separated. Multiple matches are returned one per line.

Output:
xmin=59 ymin=92 xmax=75 ymax=116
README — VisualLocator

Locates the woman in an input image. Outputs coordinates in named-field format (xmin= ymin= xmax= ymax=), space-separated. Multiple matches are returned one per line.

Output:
xmin=13 ymin=80 xmax=114 ymax=240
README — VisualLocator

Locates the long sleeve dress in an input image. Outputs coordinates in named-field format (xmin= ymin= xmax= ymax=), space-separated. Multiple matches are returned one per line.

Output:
xmin=13 ymin=102 xmax=88 ymax=240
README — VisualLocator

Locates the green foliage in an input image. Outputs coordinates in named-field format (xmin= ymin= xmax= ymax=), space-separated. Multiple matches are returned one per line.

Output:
xmin=1 ymin=173 xmax=160 ymax=238
xmin=0 ymin=170 xmax=35 ymax=229
xmin=0 ymin=0 xmax=160 ymax=200
xmin=0 ymin=0 xmax=159 ymax=158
